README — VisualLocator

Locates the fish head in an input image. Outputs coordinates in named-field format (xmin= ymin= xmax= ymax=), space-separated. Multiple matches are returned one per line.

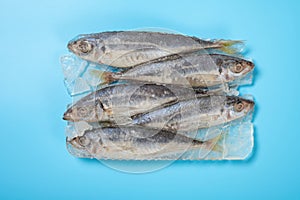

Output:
xmin=222 ymin=96 xmax=255 ymax=122
xmin=66 ymin=136 xmax=93 ymax=158
xmin=63 ymin=97 xmax=104 ymax=122
xmin=67 ymin=130 xmax=104 ymax=158
xmin=67 ymin=34 xmax=104 ymax=63
xmin=219 ymin=57 xmax=254 ymax=82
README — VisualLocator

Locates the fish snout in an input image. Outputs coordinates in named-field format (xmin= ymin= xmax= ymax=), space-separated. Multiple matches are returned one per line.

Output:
xmin=244 ymin=61 xmax=255 ymax=73
xmin=67 ymin=41 xmax=75 ymax=52
xmin=248 ymin=100 xmax=255 ymax=110
xmin=249 ymin=61 xmax=255 ymax=71
xmin=243 ymin=99 xmax=255 ymax=113
xmin=63 ymin=110 xmax=73 ymax=121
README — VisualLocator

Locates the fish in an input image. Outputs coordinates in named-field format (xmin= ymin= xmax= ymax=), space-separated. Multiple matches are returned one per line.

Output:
xmin=66 ymin=126 xmax=222 ymax=160
xmin=125 ymin=95 xmax=254 ymax=132
xmin=67 ymin=31 xmax=244 ymax=68
xmin=93 ymin=53 xmax=254 ymax=87
xmin=62 ymin=83 xmax=225 ymax=123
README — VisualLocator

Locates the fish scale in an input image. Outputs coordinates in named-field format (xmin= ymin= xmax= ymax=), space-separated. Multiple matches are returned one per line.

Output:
xmin=67 ymin=127 xmax=220 ymax=160
xmin=126 ymin=95 xmax=254 ymax=133
xmin=63 ymin=83 xmax=211 ymax=122
xmin=64 ymin=31 xmax=255 ymax=161
xmin=100 ymin=53 xmax=254 ymax=87
xmin=68 ymin=31 xmax=243 ymax=68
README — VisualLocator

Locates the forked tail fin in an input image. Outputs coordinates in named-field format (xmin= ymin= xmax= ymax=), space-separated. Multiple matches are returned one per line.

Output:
xmin=217 ymin=40 xmax=245 ymax=54
xmin=89 ymin=69 xmax=116 ymax=85
xmin=208 ymin=133 xmax=223 ymax=153
xmin=191 ymin=132 xmax=222 ymax=153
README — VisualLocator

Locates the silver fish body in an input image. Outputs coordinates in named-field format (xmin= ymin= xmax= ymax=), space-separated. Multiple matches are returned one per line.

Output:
xmin=127 ymin=95 xmax=254 ymax=132
xmin=68 ymin=31 xmax=242 ymax=68
xmin=107 ymin=53 xmax=254 ymax=87
xmin=66 ymin=126 xmax=220 ymax=160
xmin=63 ymin=83 xmax=223 ymax=123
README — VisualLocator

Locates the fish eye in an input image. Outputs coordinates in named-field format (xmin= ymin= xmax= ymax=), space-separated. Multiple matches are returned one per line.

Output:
xmin=78 ymin=40 xmax=93 ymax=53
xmin=231 ymin=64 xmax=244 ymax=73
xmin=77 ymin=107 xmax=88 ymax=117
xmin=234 ymin=102 xmax=245 ymax=112
xmin=77 ymin=136 xmax=90 ymax=147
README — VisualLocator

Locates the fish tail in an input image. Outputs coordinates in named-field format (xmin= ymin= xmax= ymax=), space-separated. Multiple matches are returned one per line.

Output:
xmin=217 ymin=40 xmax=245 ymax=54
xmin=192 ymin=133 xmax=223 ymax=153
xmin=89 ymin=69 xmax=116 ymax=85
xmin=194 ymin=86 xmax=226 ymax=96
xmin=211 ymin=143 xmax=223 ymax=153
xmin=207 ymin=134 xmax=223 ymax=153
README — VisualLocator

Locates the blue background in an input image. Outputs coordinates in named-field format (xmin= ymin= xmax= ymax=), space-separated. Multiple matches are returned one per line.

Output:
xmin=1 ymin=0 xmax=299 ymax=199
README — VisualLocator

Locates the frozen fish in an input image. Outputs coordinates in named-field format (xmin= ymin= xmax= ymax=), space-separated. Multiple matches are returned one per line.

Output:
xmin=63 ymin=83 xmax=225 ymax=122
xmin=68 ymin=31 xmax=243 ymax=68
xmin=66 ymin=126 xmax=222 ymax=160
xmin=94 ymin=53 xmax=254 ymax=87
xmin=127 ymin=95 xmax=254 ymax=132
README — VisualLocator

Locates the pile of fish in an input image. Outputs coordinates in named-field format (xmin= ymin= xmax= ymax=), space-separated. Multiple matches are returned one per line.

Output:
xmin=62 ymin=31 xmax=255 ymax=160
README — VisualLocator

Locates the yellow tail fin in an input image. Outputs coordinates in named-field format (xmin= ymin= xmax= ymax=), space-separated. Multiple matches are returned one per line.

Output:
xmin=218 ymin=40 xmax=245 ymax=54
xmin=207 ymin=133 xmax=223 ymax=153
xmin=89 ymin=69 xmax=116 ymax=85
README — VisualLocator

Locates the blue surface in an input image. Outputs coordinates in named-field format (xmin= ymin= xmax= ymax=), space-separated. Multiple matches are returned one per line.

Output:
xmin=1 ymin=0 xmax=299 ymax=199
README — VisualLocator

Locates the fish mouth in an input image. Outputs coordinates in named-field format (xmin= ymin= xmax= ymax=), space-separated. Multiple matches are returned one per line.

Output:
xmin=249 ymin=63 xmax=255 ymax=72
xmin=67 ymin=41 xmax=75 ymax=53
xmin=248 ymin=99 xmax=255 ymax=111
xmin=67 ymin=34 xmax=91 ymax=53
xmin=245 ymin=61 xmax=255 ymax=73
xmin=66 ymin=137 xmax=92 ymax=158
xmin=63 ymin=111 xmax=73 ymax=121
